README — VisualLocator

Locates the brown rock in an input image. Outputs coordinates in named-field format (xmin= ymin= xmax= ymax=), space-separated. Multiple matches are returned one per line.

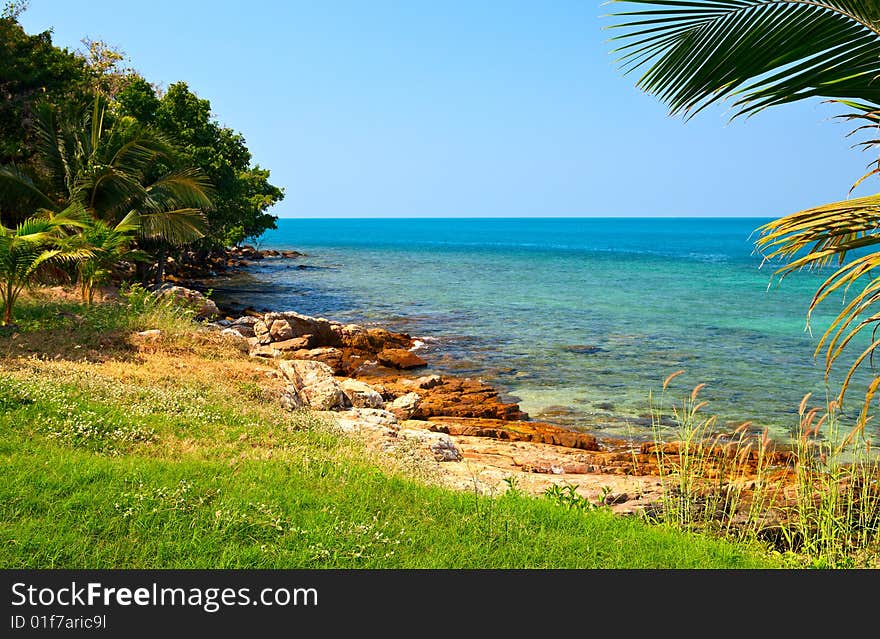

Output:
xmin=412 ymin=378 xmax=527 ymax=421
xmin=263 ymin=312 xmax=337 ymax=343
xmin=285 ymin=347 xmax=345 ymax=372
xmin=426 ymin=416 xmax=600 ymax=451
xmin=334 ymin=326 xmax=413 ymax=352
xmin=401 ymin=374 xmax=443 ymax=390
xmin=377 ymin=349 xmax=428 ymax=370
xmin=272 ymin=336 xmax=314 ymax=351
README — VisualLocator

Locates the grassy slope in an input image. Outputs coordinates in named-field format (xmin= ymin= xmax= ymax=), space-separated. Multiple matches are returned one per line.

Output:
xmin=0 ymin=291 xmax=782 ymax=568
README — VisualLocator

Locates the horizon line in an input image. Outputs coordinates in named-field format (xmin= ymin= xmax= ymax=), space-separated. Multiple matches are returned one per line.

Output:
xmin=271 ymin=215 xmax=777 ymax=220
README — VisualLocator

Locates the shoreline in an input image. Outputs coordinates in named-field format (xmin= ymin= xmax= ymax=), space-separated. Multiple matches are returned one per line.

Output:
xmin=180 ymin=244 xmax=639 ymax=436
xmin=178 ymin=245 xmax=660 ymax=439
xmin=165 ymin=246 xmax=798 ymax=517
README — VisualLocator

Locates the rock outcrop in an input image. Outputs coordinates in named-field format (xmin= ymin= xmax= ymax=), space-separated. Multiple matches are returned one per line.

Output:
xmin=213 ymin=309 xmax=610 ymax=456
xmin=156 ymin=285 xmax=220 ymax=319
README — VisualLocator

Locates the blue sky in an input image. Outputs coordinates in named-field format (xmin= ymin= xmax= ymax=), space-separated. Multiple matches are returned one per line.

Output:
xmin=18 ymin=0 xmax=879 ymax=218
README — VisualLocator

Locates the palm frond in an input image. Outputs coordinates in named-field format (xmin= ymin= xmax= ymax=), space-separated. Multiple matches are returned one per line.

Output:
xmin=31 ymin=101 xmax=76 ymax=197
xmin=755 ymin=195 xmax=880 ymax=418
xmin=608 ymin=0 xmax=880 ymax=118
xmin=136 ymin=208 xmax=206 ymax=246
xmin=0 ymin=165 xmax=56 ymax=211
xmin=72 ymin=166 xmax=148 ymax=220
xmin=145 ymin=168 xmax=215 ymax=210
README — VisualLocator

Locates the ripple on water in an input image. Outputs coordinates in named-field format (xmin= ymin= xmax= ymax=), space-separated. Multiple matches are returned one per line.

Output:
xmin=223 ymin=218 xmax=880 ymax=443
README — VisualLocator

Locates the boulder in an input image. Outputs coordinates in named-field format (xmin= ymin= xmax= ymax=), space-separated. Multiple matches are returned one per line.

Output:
xmin=410 ymin=378 xmax=527 ymax=421
xmin=263 ymin=311 xmax=336 ymax=343
xmin=399 ymin=429 xmax=462 ymax=462
xmin=155 ymin=285 xmax=220 ymax=319
xmin=350 ymin=327 xmax=412 ymax=352
xmin=401 ymin=375 xmax=443 ymax=390
xmin=269 ymin=319 xmax=294 ymax=341
xmin=272 ymin=336 xmax=314 ymax=351
xmin=226 ymin=324 xmax=255 ymax=338
xmin=279 ymin=359 xmax=335 ymax=387
xmin=285 ymin=346 xmax=345 ymax=372
xmin=426 ymin=416 xmax=600 ymax=451
xmin=377 ymin=348 xmax=428 ymax=370
xmin=276 ymin=359 xmax=347 ymax=410
xmin=339 ymin=407 xmax=399 ymax=428
xmin=219 ymin=328 xmax=250 ymax=351
xmin=254 ymin=320 xmax=270 ymax=338
xmin=298 ymin=378 xmax=347 ymax=410
xmin=249 ymin=344 xmax=282 ymax=359
xmin=280 ymin=387 xmax=304 ymax=410
xmin=339 ymin=378 xmax=385 ymax=409
xmin=388 ymin=392 xmax=421 ymax=420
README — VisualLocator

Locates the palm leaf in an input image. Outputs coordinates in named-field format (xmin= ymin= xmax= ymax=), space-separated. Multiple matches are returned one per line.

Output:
xmin=0 ymin=165 xmax=56 ymax=212
xmin=136 ymin=208 xmax=206 ymax=246
xmin=608 ymin=1 xmax=880 ymax=118
xmin=145 ymin=168 xmax=215 ymax=210
xmin=755 ymin=197 xmax=880 ymax=419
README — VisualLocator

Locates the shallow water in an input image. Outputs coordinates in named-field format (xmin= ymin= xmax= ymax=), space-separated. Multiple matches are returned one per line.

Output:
xmin=206 ymin=217 xmax=878 ymax=442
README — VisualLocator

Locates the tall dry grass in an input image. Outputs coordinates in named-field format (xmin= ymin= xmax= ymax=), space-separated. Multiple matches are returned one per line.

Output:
xmin=640 ymin=372 xmax=880 ymax=568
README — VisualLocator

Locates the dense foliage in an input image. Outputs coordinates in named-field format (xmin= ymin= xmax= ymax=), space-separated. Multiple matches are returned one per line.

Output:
xmin=0 ymin=7 xmax=283 ymax=294
xmin=117 ymin=79 xmax=284 ymax=247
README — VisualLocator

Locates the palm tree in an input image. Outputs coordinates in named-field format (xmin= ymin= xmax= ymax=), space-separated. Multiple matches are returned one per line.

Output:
xmin=609 ymin=1 xmax=880 ymax=425
xmin=73 ymin=211 xmax=146 ymax=305
xmin=0 ymin=208 xmax=88 ymax=325
xmin=0 ymin=95 xmax=213 ymax=283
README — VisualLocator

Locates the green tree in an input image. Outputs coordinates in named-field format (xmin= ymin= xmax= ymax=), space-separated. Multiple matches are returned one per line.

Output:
xmin=116 ymin=80 xmax=284 ymax=246
xmin=73 ymin=211 xmax=145 ymax=305
xmin=0 ymin=12 xmax=91 ymax=169
xmin=608 ymin=1 xmax=880 ymax=424
xmin=0 ymin=95 xmax=213 ymax=283
xmin=0 ymin=208 xmax=86 ymax=324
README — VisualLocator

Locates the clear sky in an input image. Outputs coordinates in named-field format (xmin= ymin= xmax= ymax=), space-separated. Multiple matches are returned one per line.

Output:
xmin=17 ymin=0 xmax=880 ymax=218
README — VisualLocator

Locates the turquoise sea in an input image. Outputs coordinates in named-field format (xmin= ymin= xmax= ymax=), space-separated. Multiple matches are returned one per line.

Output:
xmin=207 ymin=217 xmax=877 ymax=442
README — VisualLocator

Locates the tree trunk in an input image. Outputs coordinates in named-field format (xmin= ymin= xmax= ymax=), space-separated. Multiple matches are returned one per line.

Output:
xmin=154 ymin=244 xmax=167 ymax=288
xmin=3 ymin=288 xmax=14 ymax=325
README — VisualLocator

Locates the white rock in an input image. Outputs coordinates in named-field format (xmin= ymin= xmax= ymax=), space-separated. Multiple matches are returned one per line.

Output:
xmin=398 ymin=429 xmax=461 ymax=462
xmin=155 ymin=285 xmax=219 ymax=319
xmin=388 ymin=392 xmax=421 ymax=419
xmin=278 ymin=359 xmax=335 ymax=387
xmin=339 ymin=378 xmax=385 ymax=409
xmin=299 ymin=378 xmax=347 ymax=411
xmin=277 ymin=360 xmax=346 ymax=411
xmin=280 ymin=386 xmax=304 ymax=410
xmin=345 ymin=407 xmax=399 ymax=427
xmin=219 ymin=328 xmax=250 ymax=351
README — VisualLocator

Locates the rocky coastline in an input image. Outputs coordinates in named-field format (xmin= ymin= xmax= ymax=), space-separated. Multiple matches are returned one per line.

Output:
xmin=156 ymin=268 xmax=799 ymax=519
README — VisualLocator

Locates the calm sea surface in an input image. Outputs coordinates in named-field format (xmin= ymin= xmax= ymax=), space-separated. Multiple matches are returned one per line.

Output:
xmin=206 ymin=217 xmax=877 ymax=442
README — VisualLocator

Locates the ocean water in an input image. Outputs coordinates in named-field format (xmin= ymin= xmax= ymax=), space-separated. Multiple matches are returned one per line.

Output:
xmin=206 ymin=217 xmax=878 ymax=442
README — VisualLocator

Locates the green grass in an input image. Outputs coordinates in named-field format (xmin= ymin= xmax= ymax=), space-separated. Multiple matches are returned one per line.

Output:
xmin=0 ymin=292 xmax=783 ymax=569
